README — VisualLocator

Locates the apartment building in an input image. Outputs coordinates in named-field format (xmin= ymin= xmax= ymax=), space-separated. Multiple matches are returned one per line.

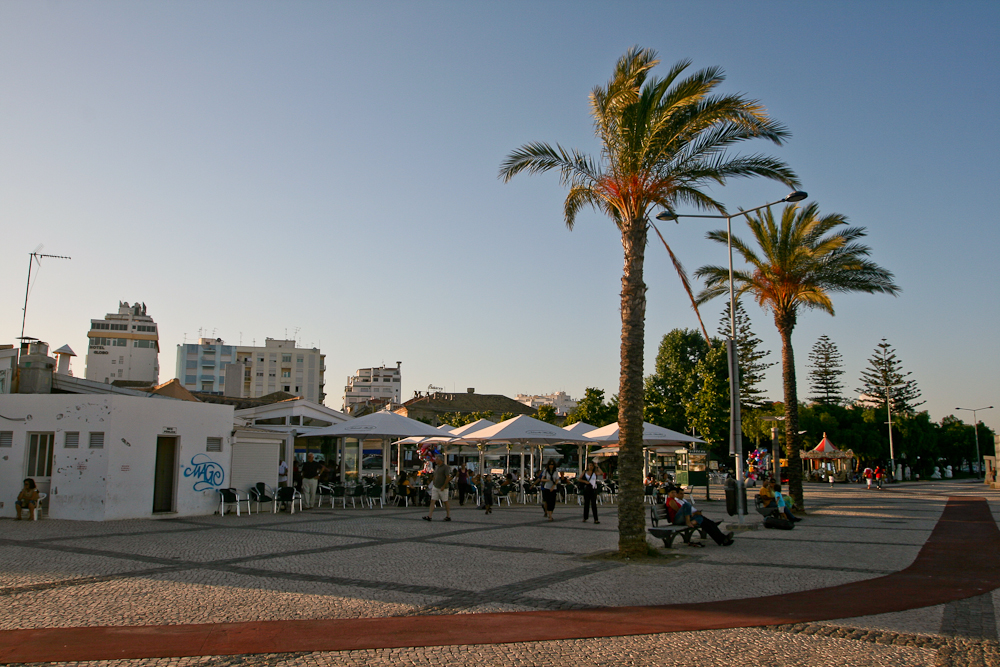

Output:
xmin=85 ymin=302 xmax=159 ymax=384
xmin=343 ymin=362 xmax=401 ymax=413
xmin=176 ymin=338 xmax=325 ymax=404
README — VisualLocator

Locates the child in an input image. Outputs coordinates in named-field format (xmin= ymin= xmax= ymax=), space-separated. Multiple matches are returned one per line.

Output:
xmin=482 ymin=474 xmax=495 ymax=515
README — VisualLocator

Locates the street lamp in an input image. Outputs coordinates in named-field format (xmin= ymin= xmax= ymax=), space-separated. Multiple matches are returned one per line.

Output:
xmin=656 ymin=190 xmax=807 ymax=518
xmin=956 ymin=406 xmax=994 ymax=479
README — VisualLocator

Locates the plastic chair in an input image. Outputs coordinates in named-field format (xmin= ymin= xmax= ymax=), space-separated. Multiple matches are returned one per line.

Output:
xmin=219 ymin=488 xmax=249 ymax=516
xmin=33 ymin=492 xmax=47 ymax=520
xmin=249 ymin=483 xmax=276 ymax=513
xmin=497 ymin=484 xmax=512 ymax=506
xmin=365 ymin=485 xmax=384 ymax=509
xmin=348 ymin=484 xmax=365 ymax=508
xmin=275 ymin=486 xmax=303 ymax=514
xmin=317 ymin=483 xmax=334 ymax=508
xmin=331 ymin=484 xmax=347 ymax=509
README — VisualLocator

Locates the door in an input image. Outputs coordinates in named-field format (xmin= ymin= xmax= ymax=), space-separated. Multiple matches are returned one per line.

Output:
xmin=153 ymin=436 xmax=177 ymax=513
xmin=26 ymin=433 xmax=54 ymax=501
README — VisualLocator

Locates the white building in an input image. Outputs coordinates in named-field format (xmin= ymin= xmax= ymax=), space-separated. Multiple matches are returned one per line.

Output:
xmin=86 ymin=302 xmax=160 ymax=385
xmin=515 ymin=391 xmax=578 ymax=416
xmin=1 ymin=341 xmax=288 ymax=521
xmin=175 ymin=338 xmax=326 ymax=404
xmin=343 ymin=362 xmax=401 ymax=413
xmin=0 ymin=345 xmax=17 ymax=394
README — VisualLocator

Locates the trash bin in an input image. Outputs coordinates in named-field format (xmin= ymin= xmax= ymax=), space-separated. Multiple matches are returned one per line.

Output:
xmin=724 ymin=477 xmax=745 ymax=516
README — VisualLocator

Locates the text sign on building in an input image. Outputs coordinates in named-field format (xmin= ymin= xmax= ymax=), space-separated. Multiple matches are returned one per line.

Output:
xmin=163 ymin=427 xmax=177 ymax=434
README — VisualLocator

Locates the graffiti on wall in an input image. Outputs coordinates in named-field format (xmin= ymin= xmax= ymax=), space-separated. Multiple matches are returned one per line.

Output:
xmin=183 ymin=453 xmax=225 ymax=491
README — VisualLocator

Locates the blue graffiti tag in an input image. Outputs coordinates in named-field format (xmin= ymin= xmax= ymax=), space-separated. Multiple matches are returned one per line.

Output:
xmin=183 ymin=453 xmax=225 ymax=491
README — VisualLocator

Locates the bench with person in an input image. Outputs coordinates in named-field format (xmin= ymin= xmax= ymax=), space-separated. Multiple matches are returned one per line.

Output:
xmin=648 ymin=501 xmax=707 ymax=548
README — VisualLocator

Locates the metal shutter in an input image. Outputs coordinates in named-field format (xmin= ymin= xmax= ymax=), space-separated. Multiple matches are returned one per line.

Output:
xmin=230 ymin=441 xmax=280 ymax=493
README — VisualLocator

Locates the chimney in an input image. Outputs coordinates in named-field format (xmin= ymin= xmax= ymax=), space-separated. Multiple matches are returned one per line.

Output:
xmin=467 ymin=388 xmax=475 ymax=394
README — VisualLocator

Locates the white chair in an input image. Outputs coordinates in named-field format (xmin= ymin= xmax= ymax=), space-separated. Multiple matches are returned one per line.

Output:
xmin=33 ymin=492 xmax=47 ymax=520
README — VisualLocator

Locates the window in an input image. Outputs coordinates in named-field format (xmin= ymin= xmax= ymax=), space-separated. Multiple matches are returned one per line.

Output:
xmin=134 ymin=339 xmax=153 ymax=348
xmin=282 ymin=354 xmax=291 ymax=363
xmin=0 ymin=431 xmax=11 ymax=447
xmin=297 ymin=356 xmax=303 ymax=364
xmin=281 ymin=370 xmax=290 ymax=378
xmin=268 ymin=372 xmax=276 ymax=378
xmin=283 ymin=385 xmax=290 ymax=392
xmin=89 ymin=432 xmax=104 ymax=449
xmin=289 ymin=416 xmax=301 ymax=425
xmin=111 ymin=359 xmax=116 ymax=365
xmin=65 ymin=432 xmax=79 ymax=448
xmin=186 ymin=360 xmax=197 ymax=369
xmin=256 ymin=372 xmax=264 ymax=377
xmin=112 ymin=338 xmax=127 ymax=347
xmin=92 ymin=322 xmax=110 ymax=330
xmin=206 ymin=437 xmax=223 ymax=452
xmin=27 ymin=433 xmax=54 ymax=476
xmin=185 ymin=375 xmax=196 ymax=384
xmin=119 ymin=356 xmax=124 ymax=364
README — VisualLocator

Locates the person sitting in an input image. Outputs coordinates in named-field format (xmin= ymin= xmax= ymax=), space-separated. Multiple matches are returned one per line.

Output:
xmin=666 ymin=487 xmax=734 ymax=546
xmin=772 ymin=483 xmax=800 ymax=522
xmin=758 ymin=479 xmax=799 ymax=522
xmin=15 ymin=478 xmax=39 ymax=521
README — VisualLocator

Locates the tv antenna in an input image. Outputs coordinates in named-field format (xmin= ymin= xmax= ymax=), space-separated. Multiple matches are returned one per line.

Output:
xmin=20 ymin=246 xmax=72 ymax=340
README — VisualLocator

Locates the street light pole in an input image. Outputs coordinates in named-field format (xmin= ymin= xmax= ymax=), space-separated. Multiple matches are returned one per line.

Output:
xmin=956 ymin=406 xmax=994 ymax=479
xmin=657 ymin=190 xmax=807 ymax=519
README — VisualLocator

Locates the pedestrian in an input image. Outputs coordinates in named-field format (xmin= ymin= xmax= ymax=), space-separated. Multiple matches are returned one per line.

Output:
xmin=540 ymin=459 xmax=559 ymax=521
xmin=481 ymin=473 xmax=494 ymax=515
xmin=278 ymin=459 xmax=289 ymax=487
xmin=580 ymin=460 xmax=601 ymax=524
xmin=301 ymin=453 xmax=323 ymax=509
xmin=875 ymin=466 xmax=884 ymax=490
xmin=828 ymin=470 xmax=835 ymax=487
xmin=423 ymin=455 xmax=452 ymax=522
xmin=864 ymin=467 xmax=874 ymax=490
xmin=457 ymin=463 xmax=470 ymax=506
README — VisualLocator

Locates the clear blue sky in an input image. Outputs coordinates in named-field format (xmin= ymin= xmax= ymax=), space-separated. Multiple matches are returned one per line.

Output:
xmin=2 ymin=1 xmax=998 ymax=435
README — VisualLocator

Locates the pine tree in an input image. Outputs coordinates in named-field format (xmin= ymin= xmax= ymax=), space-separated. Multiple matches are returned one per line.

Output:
xmin=808 ymin=335 xmax=845 ymax=405
xmin=718 ymin=300 xmax=776 ymax=410
xmin=856 ymin=338 xmax=924 ymax=414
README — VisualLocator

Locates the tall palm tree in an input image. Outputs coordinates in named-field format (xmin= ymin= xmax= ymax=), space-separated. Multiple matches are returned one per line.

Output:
xmin=500 ymin=47 xmax=798 ymax=556
xmin=695 ymin=203 xmax=900 ymax=509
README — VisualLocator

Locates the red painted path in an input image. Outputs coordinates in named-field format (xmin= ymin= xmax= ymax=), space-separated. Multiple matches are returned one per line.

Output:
xmin=1 ymin=496 xmax=997 ymax=663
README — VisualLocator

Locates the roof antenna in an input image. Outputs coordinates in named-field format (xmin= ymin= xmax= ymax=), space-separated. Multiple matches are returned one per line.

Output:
xmin=21 ymin=245 xmax=72 ymax=340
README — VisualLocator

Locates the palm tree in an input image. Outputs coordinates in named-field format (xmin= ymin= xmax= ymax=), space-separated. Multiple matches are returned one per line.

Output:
xmin=695 ymin=203 xmax=900 ymax=509
xmin=500 ymin=47 xmax=798 ymax=556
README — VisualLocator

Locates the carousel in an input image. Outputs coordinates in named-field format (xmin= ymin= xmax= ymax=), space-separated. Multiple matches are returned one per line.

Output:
xmin=800 ymin=433 xmax=855 ymax=482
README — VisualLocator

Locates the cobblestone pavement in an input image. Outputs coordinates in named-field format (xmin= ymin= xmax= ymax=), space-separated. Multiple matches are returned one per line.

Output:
xmin=2 ymin=480 xmax=999 ymax=666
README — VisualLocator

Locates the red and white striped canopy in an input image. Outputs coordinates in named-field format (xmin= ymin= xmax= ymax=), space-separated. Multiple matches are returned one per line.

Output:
xmin=812 ymin=432 xmax=839 ymax=453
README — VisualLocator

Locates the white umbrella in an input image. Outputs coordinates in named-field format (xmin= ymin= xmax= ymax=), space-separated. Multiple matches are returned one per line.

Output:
xmin=584 ymin=421 xmax=704 ymax=445
xmin=310 ymin=411 xmax=457 ymax=503
xmin=563 ymin=422 xmax=598 ymax=475
xmin=463 ymin=415 xmax=593 ymax=502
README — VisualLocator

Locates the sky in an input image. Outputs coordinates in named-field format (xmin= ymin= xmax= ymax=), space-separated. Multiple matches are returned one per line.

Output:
xmin=2 ymin=1 xmax=998 ymax=435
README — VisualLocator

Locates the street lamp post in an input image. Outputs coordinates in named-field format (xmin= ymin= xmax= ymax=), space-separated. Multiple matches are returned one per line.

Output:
xmin=657 ymin=190 xmax=807 ymax=519
xmin=956 ymin=406 xmax=994 ymax=479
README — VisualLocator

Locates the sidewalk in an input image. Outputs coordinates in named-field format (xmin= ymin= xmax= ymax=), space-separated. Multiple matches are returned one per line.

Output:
xmin=1 ymin=480 xmax=998 ymax=666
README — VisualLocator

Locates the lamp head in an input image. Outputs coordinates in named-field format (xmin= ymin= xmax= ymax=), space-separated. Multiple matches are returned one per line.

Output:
xmin=783 ymin=191 xmax=808 ymax=203
xmin=655 ymin=210 xmax=678 ymax=222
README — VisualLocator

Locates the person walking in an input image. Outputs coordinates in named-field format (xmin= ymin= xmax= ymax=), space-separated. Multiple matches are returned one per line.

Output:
xmin=875 ymin=466 xmax=884 ymax=490
xmin=300 ymin=453 xmax=323 ymax=509
xmin=456 ymin=464 xmax=470 ymax=506
xmin=540 ymin=459 xmax=559 ymax=521
xmin=580 ymin=460 xmax=601 ymax=524
xmin=864 ymin=467 xmax=874 ymax=490
xmin=277 ymin=460 xmax=289 ymax=487
xmin=423 ymin=455 xmax=452 ymax=522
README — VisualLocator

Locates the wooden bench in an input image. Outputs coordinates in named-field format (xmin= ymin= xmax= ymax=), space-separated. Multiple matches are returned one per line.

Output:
xmin=648 ymin=503 xmax=707 ymax=548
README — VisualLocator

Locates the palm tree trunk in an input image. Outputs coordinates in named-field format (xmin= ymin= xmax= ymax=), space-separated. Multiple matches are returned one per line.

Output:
xmin=617 ymin=217 xmax=648 ymax=556
xmin=775 ymin=311 xmax=805 ymax=510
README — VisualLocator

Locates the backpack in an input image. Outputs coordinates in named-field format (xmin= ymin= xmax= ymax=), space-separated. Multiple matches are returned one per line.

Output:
xmin=764 ymin=515 xmax=794 ymax=530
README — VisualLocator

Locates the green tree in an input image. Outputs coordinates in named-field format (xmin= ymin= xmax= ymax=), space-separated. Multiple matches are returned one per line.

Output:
xmin=808 ymin=335 xmax=846 ymax=405
xmin=644 ymin=329 xmax=711 ymax=432
xmin=536 ymin=404 xmax=558 ymax=424
xmin=564 ymin=387 xmax=615 ymax=427
xmin=438 ymin=411 xmax=496 ymax=427
xmin=500 ymin=48 xmax=796 ymax=555
xmin=856 ymin=338 xmax=924 ymax=414
xmin=695 ymin=203 xmax=900 ymax=510
xmin=686 ymin=344 xmax=730 ymax=456
xmin=718 ymin=300 xmax=775 ymax=411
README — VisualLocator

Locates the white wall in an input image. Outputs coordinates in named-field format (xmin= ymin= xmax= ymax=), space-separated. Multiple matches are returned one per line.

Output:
xmin=0 ymin=394 xmax=233 ymax=521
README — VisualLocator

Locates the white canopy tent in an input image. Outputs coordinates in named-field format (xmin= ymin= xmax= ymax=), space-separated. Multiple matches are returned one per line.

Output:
xmin=562 ymin=421 xmax=598 ymax=476
xmin=462 ymin=415 xmax=594 ymax=501
xmin=585 ymin=422 xmax=705 ymax=480
xmin=309 ymin=411 xmax=457 ymax=503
